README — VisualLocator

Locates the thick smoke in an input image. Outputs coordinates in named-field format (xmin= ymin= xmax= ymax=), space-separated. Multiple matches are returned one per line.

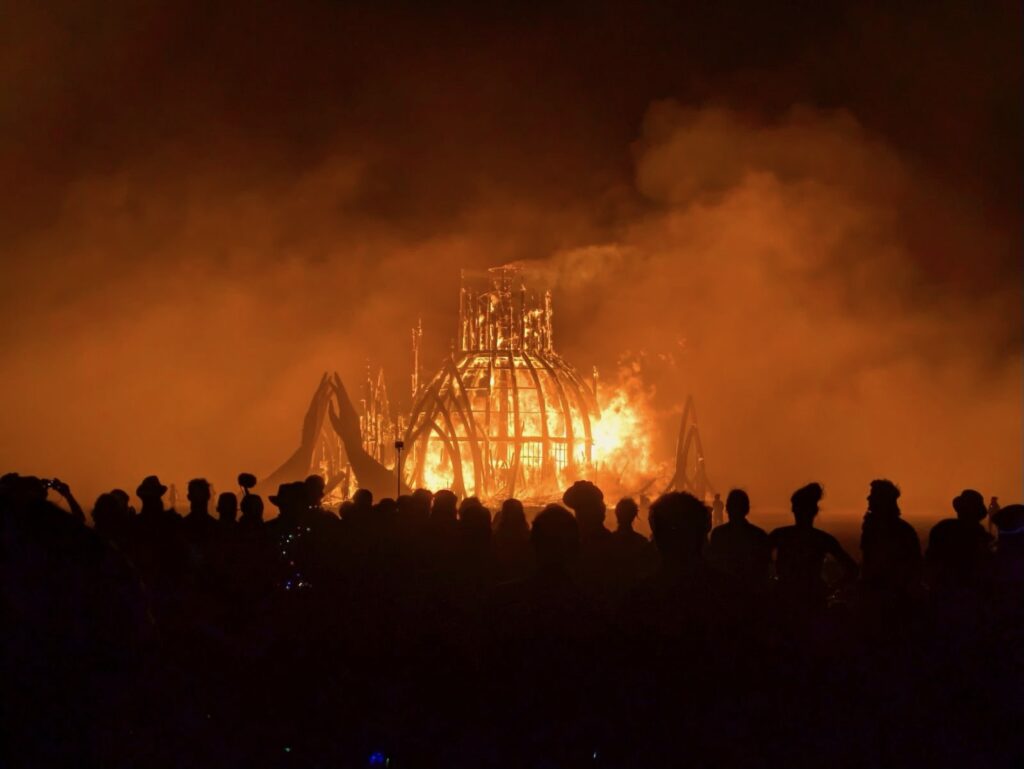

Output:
xmin=0 ymin=2 xmax=1019 ymax=514
xmin=548 ymin=104 xmax=1022 ymax=514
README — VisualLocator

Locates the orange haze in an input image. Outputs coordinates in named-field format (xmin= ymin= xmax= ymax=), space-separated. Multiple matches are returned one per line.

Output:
xmin=1 ymin=2 xmax=1020 ymax=519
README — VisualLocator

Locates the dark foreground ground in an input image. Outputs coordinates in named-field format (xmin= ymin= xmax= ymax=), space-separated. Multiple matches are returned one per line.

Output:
xmin=4 ymin=480 xmax=1021 ymax=769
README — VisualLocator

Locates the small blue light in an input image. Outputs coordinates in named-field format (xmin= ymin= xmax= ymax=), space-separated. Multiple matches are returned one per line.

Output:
xmin=369 ymin=751 xmax=386 ymax=766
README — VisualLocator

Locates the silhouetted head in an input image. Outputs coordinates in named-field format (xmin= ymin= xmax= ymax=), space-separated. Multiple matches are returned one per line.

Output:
xmin=269 ymin=482 xmax=306 ymax=518
xmin=614 ymin=497 xmax=639 ymax=530
xmin=459 ymin=499 xmax=492 ymax=547
xmin=0 ymin=474 xmax=48 ymax=508
xmin=216 ymin=492 xmax=238 ymax=523
xmin=992 ymin=504 xmax=1024 ymax=537
xmin=110 ymin=488 xmax=131 ymax=512
xmin=952 ymin=489 xmax=986 ymax=523
xmin=136 ymin=475 xmax=168 ymax=506
xmin=397 ymin=494 xmax=415 ymax=518
xmin=495 ymin=498 xmax=529 ymax=541
xmin=432 ymin=489 xmax=458 ymax=523
xmin=353 ymin=488 xmax=373 ymax=509
xmin=648 ymin=492 xmax=710 ymax=564
xmin=187 ymin=478 xmax=211 ymax=512
xmin=714 ymin=493 xmax=721 ymax=502
xmin=867 ymin=479 xmax=901 ymax=518
xmin=92 ymin=492 xmax=125 ymax=533
xmin=725 ymin=489 xmax=750 ymax=521
xmin=459 ymin=496 xmax=484 ymax=517
xmin=304 ymin=474 xmax=326 ymax=508
xmin=531 ymin=503 xmax=579 ymax=570
xmin=562 ymin=480 xmax=606 ymax=536
xmin=411 ymin=488 xmax=433 ymax=520
xmin=790 ymin=483 xmax=823 ymax=526
xmin=240 ymin=493 xmax=264 ymax=523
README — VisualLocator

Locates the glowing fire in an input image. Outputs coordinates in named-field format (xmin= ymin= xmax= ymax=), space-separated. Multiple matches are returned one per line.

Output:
xmin=412 ymin=365 xmax=663 ymax=501
xmin=401 ymin=266 xmax=667 ymax=502
xmin=592 ymin=385 xmax=655 ymax=480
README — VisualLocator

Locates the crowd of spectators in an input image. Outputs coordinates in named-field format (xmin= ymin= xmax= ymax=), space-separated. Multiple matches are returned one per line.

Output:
xmin=3 ymin=470 xmax=1021 ymax=768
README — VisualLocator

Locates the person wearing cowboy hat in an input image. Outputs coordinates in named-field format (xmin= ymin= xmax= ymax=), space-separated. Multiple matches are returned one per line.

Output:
xmin=926 ymin=489 xmax=993 ymax=594
xmin=136 ymin=476 xmax=167 ymax=511
xmin=268 ymin=482 xmax=307 ymax=519
xmin=135 ymin=475 xmax=181 ymax=527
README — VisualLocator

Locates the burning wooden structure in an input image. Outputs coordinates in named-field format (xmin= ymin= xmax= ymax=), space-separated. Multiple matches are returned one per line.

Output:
xmin=266 ymin=264 xmax=712 ymax=504
xmin=403 ymin=266 xmax=600 ymax=500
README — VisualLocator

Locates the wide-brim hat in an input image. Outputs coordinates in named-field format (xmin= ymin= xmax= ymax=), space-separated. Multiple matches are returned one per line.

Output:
xmin=136 ymin=475 xmax=168 ymax=498
xmin=269 ymin=482 xmax=306 ymax=508
xmin=953 ymin=489 xmax=984 ymax=512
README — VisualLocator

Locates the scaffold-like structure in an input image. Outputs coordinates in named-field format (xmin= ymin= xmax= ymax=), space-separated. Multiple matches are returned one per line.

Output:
xmin=402 ymin=266 xmax=600 ymax=500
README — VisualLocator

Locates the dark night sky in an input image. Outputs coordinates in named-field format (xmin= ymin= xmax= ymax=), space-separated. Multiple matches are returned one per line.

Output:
xmin=1 ymin=0 xmax=1020 ymax=511
xmin=4 ymin=1 xmax=1019 ymax=235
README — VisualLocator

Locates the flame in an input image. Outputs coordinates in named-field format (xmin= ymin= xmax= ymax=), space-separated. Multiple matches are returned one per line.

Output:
xmin=410 ymin=362 xmax=666 ymax=501
xmin=587 ymin=365 xmax=665 ymax=495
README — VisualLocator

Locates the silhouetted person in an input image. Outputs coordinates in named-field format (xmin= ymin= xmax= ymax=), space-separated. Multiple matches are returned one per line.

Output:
xmin=304 ymin=473 xmax=331 ymax=517
xmin=268 ymin=482 xmax=305 ymax=526
xmin=458 ymin=497 xmax=492 ymax=549
xmin=563 ymin=480 xmax=610 ymax=544
xmin=110 ymin=488 xmax=136 ymax=519
xmin=1 ymin=474 xmax=151 ymax=768
xmin=239 ymin=492 xmax=264 ymax=529
xmin=612 ymin=497 xmax=644 ymax=541
xmin=408 ymin=487 xmax=433 ymax=529
xmin=455 ymin=497 xmax=493 ymax=593
xmin=494 ymin=498 xmax=531 ymax=582
xmin=127 ymin=475 xmax=185 ymax=610
xmin=429 ymin=489 xmax=460 ymax=558
xmin=711 ymin=492 xmax=724 ymax=528
xmin=646 ymin=491 xmax=712 ymax=579
xmin=614 ymin=491 xmax=730 ymax=764
xmin=620 ymin=490 xmax=724 ymax=637
xmin=563 ymin=480 xmax=614 ymax=603
xmin=530 ymin=503 xmax=580 ymax=574
xmin=991 ymin=503 xmax=1024 ymax=589
xmin=343 ymin=487 xmax=374 ymax=532
xmin=860 ymin=479 xmax=921 ymax=595
xmin=352 ymin=487 xmax=373 ymax=510
xmin=769 ymin=483 xmax=857 ymax=611
xmin=92 ymin=492 xmax=131 ymax=544
xmin=216 ymin=491 xmax=238 ymax=525
xmin=431 ymin=489 xmax=458 ymax=527
xmin=232 ymin=492 xmax=273 ymax=608
xmin=926 ymin=489 xmax=993 ymax=594
xmin=267 ymin=482 xmax=317 ymax=590
xmin=182 ymin=477 xmax=218 ymax=542
xmin=133 ymin=475 xmax=180 ymax=531
xmin=487 ymin=503 xmax=599 ymax=765
xmin=707 ymin=489 xmax=770 ymax=591
xmin=608 ymin=497 xmax=655 ymax=591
